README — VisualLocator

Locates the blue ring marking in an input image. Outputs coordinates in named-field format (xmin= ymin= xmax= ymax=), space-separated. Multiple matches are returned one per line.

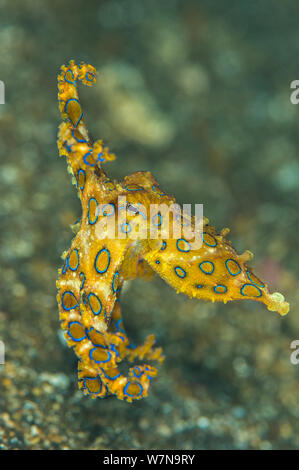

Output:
xmin=97 ymin=152 xmax=105 ymax=163
xmin=89 ymin=348 xmax=111 ymax=364
xmin=88 ymin=293 xmax=102 ymax=315
xmin=225 ymin=259 xmax=241 ymax=276
xmin=64 ymin=69 xmax=75 ymax=85
xmin=121 ymin=222 xmax=131 ymax=233
xmin=86 ymin=72 xmax=95 ymax=82
xmin=136 ymin=203 xmax=147 ymax=220
xmin=77 ymin=169 xmax=86 ymax=190
xmin=196 ymin=284 xmax=203 ymax=289
xmin=63 ymin=141 xmax=72 ymax=152
xmin=110 ymin=344 xmax=120 ymax=358
xmin=100 ymin=368 xmax=121 ymax=381
xmin=156 ymin=260 xmax=160 ymax=265
xmin=68 ymin=321 xmax=86 ymax=342
xmin=79 ymin=272 xmax=85 ymax=290
xmin=102 ymin=203 xmax=115 ymax=217
xmin=62 ymin=257 xmax=68 ymax=274
xmin=174 ymin=266 xmax=186 ymax=279
xmin=123 ymin=382 xmax=143 ymax=398
xmin=138 ymin=210 xmax=147 ymax=220
xmin=112 ymin=272 xmax=119 ymax=293
xmin=72 ymin=130 xmax=87 ymax=143
xmin=161 ymin=241 xmax=167 ymax=251
xmin=240 ymin=283 xmax=262 ymax=298
xmin=152 ymin=213 xmax=162 ymax=227
xmin=246 ymin=271 xmax=265 ymax=288
xmin=88 ymin=197 xmax=98 ymax=225
xmin=202 ymin=232 xmax=217 ymax=247
xmin=114 ymin=333 xmax=126 ymax=343
xmin=177 ymin=238 xmax=191 ymax=253
xmin=83 ymin=377 xmax=102 ymax=395
xmin=214 ymin=284 xmax=227 ymax=294
xmin=114 ymin=318 xmax=125 ymax=333
xmin=199 ymin=261 xmax=214 ymax=275
xmin=104 ymin=179 xmax=114 ymax=191
xmin=83 ymin=151 xmax=96 ymax=166
xmin=85 ymin=327 xmax=106 ymax=347
xmin=64 ymin=98 xmax=82 ymax=127
xmin=114 ymin=319 xmax=123 ymax=329
xmin=61 ymin=291 xmax=78 ymax=311
xmin=124 ymin=185 xmax=144 ymax=191
xmin=152 ymin=184 xmax=166 ymax=196
xmin=132 ymin=367 xmax=143 ymax=379
xmin=68 ymin=248 xmax=79 ymax=271
xmin=95 ymin=248 xmax=110 ymax=274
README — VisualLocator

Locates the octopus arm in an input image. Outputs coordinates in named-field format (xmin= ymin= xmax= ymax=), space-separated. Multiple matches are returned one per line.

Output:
xmin=58 ymin=236 xmax=163 ymax=402
xmin=57 ymin=60 xmax=115 ymax=198
xmin=144 ymin=226 xmax=289 ymax=316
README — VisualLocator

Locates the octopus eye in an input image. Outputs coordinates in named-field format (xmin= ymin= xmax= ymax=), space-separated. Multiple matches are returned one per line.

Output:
xmin=127 ymin=204 xmax=139 ymax=214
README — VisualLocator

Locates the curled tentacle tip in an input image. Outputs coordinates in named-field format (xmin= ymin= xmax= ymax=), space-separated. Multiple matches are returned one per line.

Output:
xmin=267 ymin=292 xmax=290 ymax=316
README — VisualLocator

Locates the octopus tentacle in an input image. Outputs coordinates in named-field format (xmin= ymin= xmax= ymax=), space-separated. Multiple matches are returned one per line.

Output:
xmin=58 ymin=236 xmax=163 ymax=401
xmin=57 ymin=60 xmax=115 ymax=187
xmin=143 ymin=211 xmax=289 ymax=316
xmin=77 ymin=291 xmax=163 ymax=402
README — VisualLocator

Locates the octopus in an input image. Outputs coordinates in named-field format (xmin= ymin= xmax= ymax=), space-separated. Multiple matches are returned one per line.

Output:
xmin=56 ymin=60 xmax=289 ymax=402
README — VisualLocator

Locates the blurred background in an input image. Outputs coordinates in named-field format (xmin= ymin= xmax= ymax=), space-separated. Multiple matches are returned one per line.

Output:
xmin=0 ymin=0 xmax=298 ymax=450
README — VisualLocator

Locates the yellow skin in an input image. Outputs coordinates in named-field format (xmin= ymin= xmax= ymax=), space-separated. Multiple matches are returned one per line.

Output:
xmin=57 ymin=60 xmax=289 ymax=402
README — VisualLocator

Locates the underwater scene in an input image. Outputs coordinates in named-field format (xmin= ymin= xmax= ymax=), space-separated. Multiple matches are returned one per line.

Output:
xmin=0 ymin=0 xmax=299 ymax=451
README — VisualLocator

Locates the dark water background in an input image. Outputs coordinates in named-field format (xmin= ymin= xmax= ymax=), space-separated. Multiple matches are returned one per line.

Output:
xmin=0 ymin=0 xmax=298 ymax=449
